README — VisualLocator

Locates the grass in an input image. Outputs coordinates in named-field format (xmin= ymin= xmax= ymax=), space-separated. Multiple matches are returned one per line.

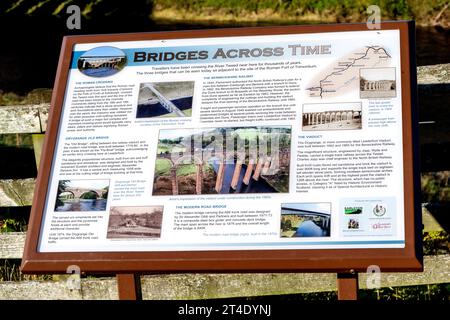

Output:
xmin=155 ymin=158 xmax=172 ymax=175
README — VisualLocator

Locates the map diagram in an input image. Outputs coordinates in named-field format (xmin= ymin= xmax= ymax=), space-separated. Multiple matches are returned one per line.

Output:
xmin=307 ymin=46 xmax=392 ymax=98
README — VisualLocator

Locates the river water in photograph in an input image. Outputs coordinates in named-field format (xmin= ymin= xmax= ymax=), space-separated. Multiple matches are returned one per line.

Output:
xmin=80 ymin=67 xmax=121 ymax=77
xmin=55 ymin=199 xmax=107 ymax=212
xmin=209 ymin=160 xmax=277 ymax=194
xmin=136 ymin=96 xmax=193 ymax=118
xmin=294 ymin=220 xmax=328 ymax=237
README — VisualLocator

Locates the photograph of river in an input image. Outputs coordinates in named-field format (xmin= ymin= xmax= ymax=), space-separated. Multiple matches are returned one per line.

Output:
xmin=136 ymin=81 xmax=194 ymax=118
xmin=54 ymin=179 xmax=109 ymax=212
xmin=152 ymin=126 xmax=291 ymax=195
xmin=77 ymin=46 xmax=127 ymax=78
xmin=280 ymin=203 xmax=331 ymax=237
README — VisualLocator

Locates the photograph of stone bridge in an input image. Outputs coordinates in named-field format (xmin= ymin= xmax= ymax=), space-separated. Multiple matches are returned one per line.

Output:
xmin=360 ymin=67 xmax=396 ymax=98
xmin=280 ymin=203 xmax=331 ymax=238
xmin=136 ymin=81 xmax=194 ymax=118
xmin=77 ymin=46 xmax=127 ymax=78
xmin=54 ymin=179 xmax=109 ymax=212
xmin=107 ymin=206 xmax=163 ymax=239
xmin=302 ymin=102 xmax=362 ymax=131
xmin=152 ymin=126 xmax=291 ymax=196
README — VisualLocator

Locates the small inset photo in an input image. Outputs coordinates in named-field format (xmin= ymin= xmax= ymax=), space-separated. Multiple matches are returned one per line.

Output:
xmin=280 ymin=203 xmax=331 ymax=238
xmin=302 ymin=102 xmax=362 ymax=131
xmin=77 ymin=46 xmax=126 ymax=77
xmin=54 ymin=179 xmax=109 ymax=212
xmin=136 ymin=81 xmax=194 ymax=118
xmin=360 ymin=67 xmax=396 ymax=98
xmin=347 ymin=218 xmax=360 ymax=229
xmin=107 ymin=206 xmax=163 ymax=239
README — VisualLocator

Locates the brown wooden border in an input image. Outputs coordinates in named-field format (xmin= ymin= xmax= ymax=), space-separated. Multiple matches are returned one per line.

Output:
xmin=21 ymin=21 xmax=422 ymax=274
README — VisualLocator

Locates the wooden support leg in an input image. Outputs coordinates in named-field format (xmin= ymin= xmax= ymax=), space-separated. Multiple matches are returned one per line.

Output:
xmin=117 ymin=274 xmax=141 ymax=300
xmin=230 ymin=161 xmax=242 ymax=190
xmin=242 ymin=160 xmax=254 ymax=185
xmin=195 ymin=164 xmax=203 ymax=195
xmin=215 ymin=161 xmax=225 ymax=193
xmin=337 ymin=273 xmax=358 ymax=300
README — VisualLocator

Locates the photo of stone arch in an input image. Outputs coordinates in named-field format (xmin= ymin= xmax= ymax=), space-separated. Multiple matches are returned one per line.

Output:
xmin=280 ymin=203 xmax=331 ymax=238
xmin=360 ymin=67 xmax=396 ymax=98
xmin=107 ymin=206 xmax=163 ymax=239
xmin=302 ymin=102 xmax=362 ymax=131
xmin=54 ymin=179 xmax=109 ymax=212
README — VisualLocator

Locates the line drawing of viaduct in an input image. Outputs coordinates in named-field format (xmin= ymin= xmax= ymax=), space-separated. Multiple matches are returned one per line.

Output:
xmin=361 ymin=79 xmax=395 ymax=91
xmin=60 ymin=187 xmax=107 ymax=199
xmin=158 ymin=150 xmax=290 ymax=195
xmin=141 ymin=84 xmax=186 ymax=117
xmin=302 ymin=110 xmax=361 ymax=126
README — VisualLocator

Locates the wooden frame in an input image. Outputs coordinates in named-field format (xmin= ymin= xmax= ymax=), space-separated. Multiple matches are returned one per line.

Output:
xmin=21 ymin=21 xmax=422 ymax=274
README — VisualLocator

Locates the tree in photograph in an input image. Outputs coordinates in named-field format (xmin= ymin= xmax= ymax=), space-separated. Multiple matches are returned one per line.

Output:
xmin=54 ymin=180 xmax=69 ymax=209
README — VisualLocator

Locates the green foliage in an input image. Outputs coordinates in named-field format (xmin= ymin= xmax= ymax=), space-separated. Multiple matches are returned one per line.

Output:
xmin=102 ymin=186 xmax=109 ymax=199
xmin=79 ymin=191 xmax=98 ymax=199
xmin=0 ymin=134 xmax=33 ymax=148
xmin=0 ymin=259 xmax=52 ymax=282
xmin=155 ymin=158 xmax=172 ymax=175
xmin=0 ymin=88 xmax=52 ymax=106
xmin=0 ymin=218 xmax=26 ymax=232
xmin=423 ymin=231 xmax=450 ymax=255
xmin=421 ymin=172 xmax=450 ymax=202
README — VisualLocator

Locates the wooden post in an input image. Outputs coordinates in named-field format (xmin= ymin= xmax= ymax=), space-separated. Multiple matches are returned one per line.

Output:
xmin=215 ymin=161 xmax=225 ymax=193
xmin=117 ymin=274 xmax=141 ymax=300
xmin=242 ymin=160 xmax=254 ymax=185
xmin=171 ymin=167 xmax=178 ymax=195
xmin=32 ymin=134 xmax=45 ymax=168
xmin=337 ymin=272 xmax=358 ymax=300
xmin=252 ymin=158 xmax=263 ymax=181
xmin=195 ymin=164 xmax=203 ymax=195
xmin=230 ymin=161 xmax=242 ymax=190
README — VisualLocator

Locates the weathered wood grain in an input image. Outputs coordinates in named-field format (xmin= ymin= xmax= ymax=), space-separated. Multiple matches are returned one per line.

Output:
xmin=0 ymin=178 xmax=35 ymax=207
xmin=0 ymin=232 xmax=27 ymax=259
xmin=0 ymin=104 xmax=49 ymax=134
xmin=0 ymin=255 xmax=448 ymax=300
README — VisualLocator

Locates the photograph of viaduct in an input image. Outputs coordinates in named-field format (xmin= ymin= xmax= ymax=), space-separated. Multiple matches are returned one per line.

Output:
xmin=360 ymin=67 xmax=396 ymax=99
xmin=302 ymin=102 xmax=362 ymax=131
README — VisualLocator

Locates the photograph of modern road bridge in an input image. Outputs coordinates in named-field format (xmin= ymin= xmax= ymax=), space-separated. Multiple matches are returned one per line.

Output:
xmin=54 ymin=179 xmax=109 ymax=212
xmin=136 ymin=81 xmax=194 ymax=118
xmin=77 ymin=46 xmax=127 ymax=77
xmin=152 ymin=126 xmax=291 ymax=195
xmin=302 ymin=102 xmax=362 ymax=131
xmin=280 ymin=203 xmax=331 ymax=238
xmin=360 ymin=67 xmax=396 ymax=98
xmin=107 ymin=206 xmax=163 ymax=239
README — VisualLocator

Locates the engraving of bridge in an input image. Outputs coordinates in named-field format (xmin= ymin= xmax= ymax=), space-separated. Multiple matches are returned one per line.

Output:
xmin=142 ymin=84 xmax=185 ymax=117
xmin=61 ymin=187 xmax=106 ymax=199
xmin=303 ymin=110 xmax=361 ymax=126
xmin=158 ymin=149 xmax=290 ymax=195
xmin=281 ymin=207 xmax=331 ymax=230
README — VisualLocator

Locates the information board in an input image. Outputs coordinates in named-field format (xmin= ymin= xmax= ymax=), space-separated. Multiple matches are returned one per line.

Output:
xmin=22 ymin=22 xmax=422 ymax=273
